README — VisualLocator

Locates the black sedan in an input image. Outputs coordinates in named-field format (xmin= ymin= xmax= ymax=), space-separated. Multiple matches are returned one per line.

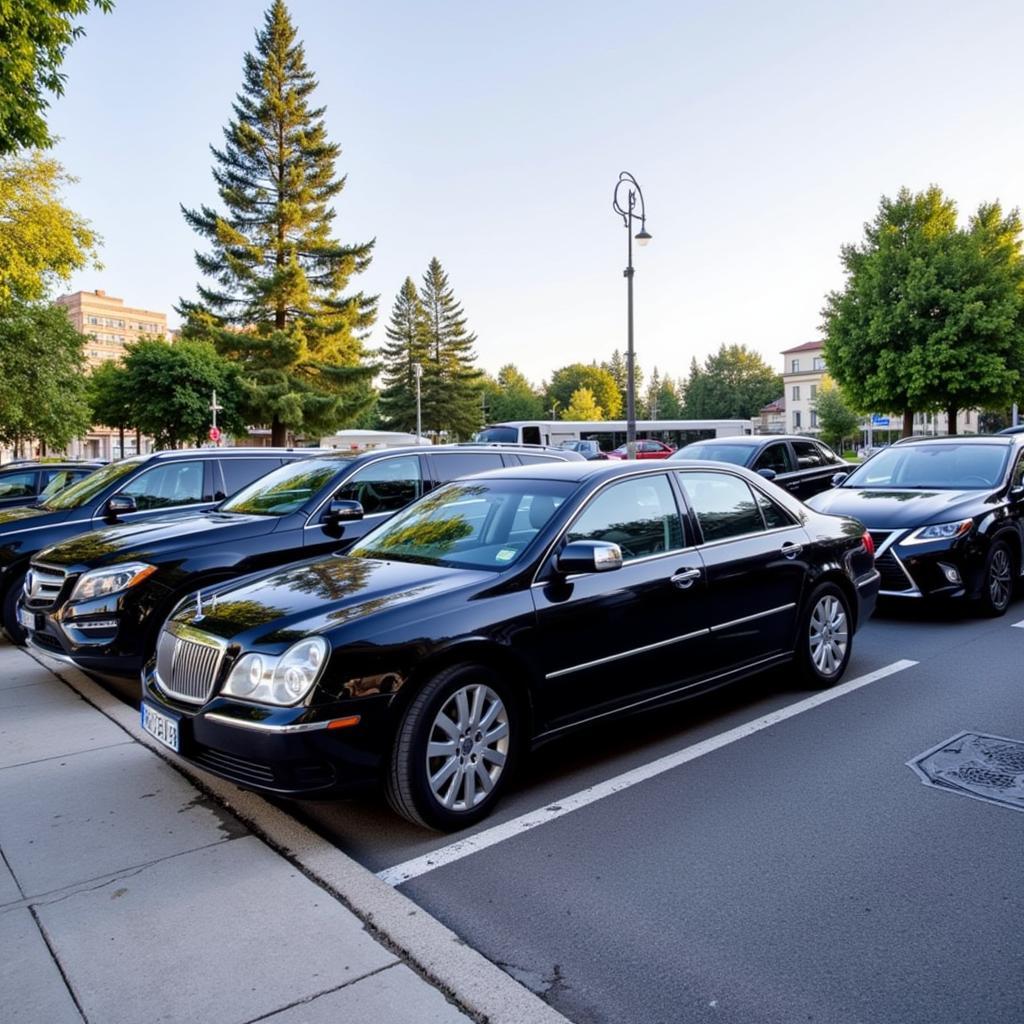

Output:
xmin=0 ymin=461 xmax=103 ymax=509
xmin=139 ymin=460 xmax=878 ymax=830
xmin=807 ymin=434 xmax=1024 ymax=615
xmin=671 ymin=435 xmax=847 ymax=500
xmin=21 ymin=445 xmax=578 ymax=678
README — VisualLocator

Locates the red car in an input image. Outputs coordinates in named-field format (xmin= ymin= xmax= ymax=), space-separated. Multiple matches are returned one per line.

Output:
xmin=605 ymin=439 xmax=677 ymax=460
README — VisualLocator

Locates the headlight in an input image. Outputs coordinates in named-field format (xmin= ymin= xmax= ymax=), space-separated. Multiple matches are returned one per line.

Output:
xmin=222 ymin=637 xmax=328 ymax=706
xmin=904 ymin=519 xmax=973 ymax=545
xmin=70 ymin=562 xmax=157 ymax=601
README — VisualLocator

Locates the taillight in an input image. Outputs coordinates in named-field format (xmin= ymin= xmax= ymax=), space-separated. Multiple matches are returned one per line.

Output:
xmin=862 ymin=530 xmax=875 ymax=557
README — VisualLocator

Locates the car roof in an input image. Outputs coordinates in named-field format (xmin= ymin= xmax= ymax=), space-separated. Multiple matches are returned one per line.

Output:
xmin=682 ymin=435 xmax=819 ymax=447
xmin=466 ymin=458 xmax=764 ymax=484
xmin=890 ymin=434 xmax=1019 ymax=447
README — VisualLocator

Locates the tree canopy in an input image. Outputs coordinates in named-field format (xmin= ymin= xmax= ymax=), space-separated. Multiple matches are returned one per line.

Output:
xmin=822 ymin=186 xmax=1024 ymax=435
xmin=682 ymin=344 xmax=782 ymax=419
xmin=813 ymin=376 xmax=860 ymax=451
xmin=0 ymin=0 xmax=113 ymax=155
xmin=481 ymin=364 xmax=544 ymax=424
xmin=179 ymin=0 xmax=376 ymax=444
xmin=377 ymin=277 xmax=428 ymax=433
xmin=547 ymin=364 xmax=622 ymax=420
xmin=563 ymin=387 xmax=603 ymax=420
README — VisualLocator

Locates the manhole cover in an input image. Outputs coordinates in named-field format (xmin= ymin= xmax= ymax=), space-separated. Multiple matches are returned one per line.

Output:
xmin=908 ymin=732 xmax=1024 ymax=812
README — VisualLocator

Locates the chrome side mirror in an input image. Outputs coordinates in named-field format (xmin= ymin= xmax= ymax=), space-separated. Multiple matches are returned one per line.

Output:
xmin=556 ymin=540 xmax=623 ymax=575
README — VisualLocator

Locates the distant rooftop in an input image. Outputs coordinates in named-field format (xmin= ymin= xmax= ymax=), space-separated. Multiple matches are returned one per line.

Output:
xmin=781 ymin=340 xmax=824 ymax=354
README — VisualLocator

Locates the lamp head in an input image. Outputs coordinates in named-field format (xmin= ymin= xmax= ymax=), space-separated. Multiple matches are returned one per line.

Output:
xmin=635 ymin=227 xmax=652 ymax=247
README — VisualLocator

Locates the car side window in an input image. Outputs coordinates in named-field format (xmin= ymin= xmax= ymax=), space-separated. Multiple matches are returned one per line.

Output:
xmin=753 ymin=444 xmax=794 ymax=474
xmin=815 ymin=441 xmax=841 ymax=464
xmin=117 ymin=461 xmax=204 ymax=510
xmin=791 ymin=440 xmax=825 ymax=469
xmin=218 ymin=458 xmax=283 ymax=499
xmin=430 ymin=452 xmax=505 ymax=483
xmin=752 ymin=487 xmax=796 ymax=529
xmin=678 ymin=471 xmax=765 ymax=542
xmin=334 ymin=456 xmax=422 ymax=515
xmin=0 ymin=470 xmax=39 ymax=498
xmin=1013 ymin=453 xmax=1024 ymax=487
xmin=565 ymin=475 xmax=684 ymax=561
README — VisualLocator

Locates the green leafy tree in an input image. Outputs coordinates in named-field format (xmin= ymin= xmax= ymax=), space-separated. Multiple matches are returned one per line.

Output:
xmin=88 ymin=359 xmax=134 ymax=457
xmin=0 ymin=301 xmax=91 ymax=453
xmin=654 ymin=374 xmax=682 ymax=418
xmin=481 ymin=364 xmax=544 ymax=423
xmin=813 ymin=376 xmax=860 ymax=451
xmin=822 ymin=186 xmax=1024 ymax=436
xmin=121 ymin=338 xmax=247 ymax=449
xmin=377 ymin=277 xmax=428 ymax=433
xmin=601 ymin=349 xmax=643 ymax=416
xmin=417 ymin=258 xmax=483 ymax=440
xmin=179 ymin=0 xmax=376 ymax=445
xmin=682 ymin=344 xmax=782 ymax=419
xmin=0 ymin=0 xmax=113 ymax=155
xmin=547 ymin=364 xmax=622 ymax=420
xmin=0 ymin=152 xmax=100 ymax=307
xmin=563 ymin=387 xmax=603 ymax=420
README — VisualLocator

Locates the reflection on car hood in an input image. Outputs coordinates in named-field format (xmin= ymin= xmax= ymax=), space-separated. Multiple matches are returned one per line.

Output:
xmin=35 ymin=512 xmax=277 ymax=569
xmin=167 ymin=554 xmax=491 ymax=647
xmin=0 ymin=504 xmax=70 ymax=533
xmin=806 ymin=487 xmax=996 ymax=528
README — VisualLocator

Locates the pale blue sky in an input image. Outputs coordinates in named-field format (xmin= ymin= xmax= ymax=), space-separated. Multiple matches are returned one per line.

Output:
xmin=48 ymin=0 xmax=1024 ymax=386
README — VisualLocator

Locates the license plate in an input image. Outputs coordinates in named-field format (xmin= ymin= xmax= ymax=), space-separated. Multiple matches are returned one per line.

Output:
xmin=17 ymin=606 xmax=34 ymax=630
xmin=141 ymin=703 xmax=180 ymax=752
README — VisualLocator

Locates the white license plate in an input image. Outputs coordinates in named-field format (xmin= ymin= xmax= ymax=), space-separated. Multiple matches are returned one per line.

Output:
xmin=141 ymin=703 xmax=180 ymax=752
xmin=17 ymin=606 xmax=34 ymax=630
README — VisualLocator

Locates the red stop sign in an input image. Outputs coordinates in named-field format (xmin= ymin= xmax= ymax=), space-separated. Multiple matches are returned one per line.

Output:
xmin=209 ymin=426 xmax=221 ymax=442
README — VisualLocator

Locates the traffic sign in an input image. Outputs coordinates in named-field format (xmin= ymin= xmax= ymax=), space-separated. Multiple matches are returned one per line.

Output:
xmin=870 ymin=415 xmax=889 ymax=427
xmin=208 ymin=426 xmax=221 ymax=443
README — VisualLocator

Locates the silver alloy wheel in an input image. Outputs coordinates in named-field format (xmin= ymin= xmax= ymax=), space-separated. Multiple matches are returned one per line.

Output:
xmin=808 ymin=594 xmax=848 ymax=677
xmin=425 ymin=683 xmax=510 ymax=812
xmin=989 ymin=548 xmax=1012 ymax=609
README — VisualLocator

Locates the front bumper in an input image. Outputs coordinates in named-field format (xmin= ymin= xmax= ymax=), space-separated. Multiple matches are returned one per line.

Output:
xmin=869 ymin=529 xmax=983 ymax=601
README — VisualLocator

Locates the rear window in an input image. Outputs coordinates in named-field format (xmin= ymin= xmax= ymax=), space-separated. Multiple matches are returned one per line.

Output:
xmin=219 ymin=458 xmax=282 ymax=498
xmin=431 ymin=452 xmax=506 ymax=483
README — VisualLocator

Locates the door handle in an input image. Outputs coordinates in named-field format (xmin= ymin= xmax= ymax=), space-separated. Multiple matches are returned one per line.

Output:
xmin=670 ymin=568 xmax=701 ymax=589
xmin=781 ymin=542 xmax=802 ymax=559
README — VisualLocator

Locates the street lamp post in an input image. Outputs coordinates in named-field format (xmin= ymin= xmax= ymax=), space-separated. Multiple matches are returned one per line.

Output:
xmin=413 ymin=362 xmax=423 ymax=441
xmin=612 ymin=171 xmax=652 ymax=460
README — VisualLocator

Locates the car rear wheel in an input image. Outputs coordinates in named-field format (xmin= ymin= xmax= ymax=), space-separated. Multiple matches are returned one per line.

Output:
xmin=386 ymin=664 xmax=518 ymax=831
xmin=796 ymin=582 xmax=852 ymax=689
xmin=978 ymin=541 xmax=1014 ymax=617
xmin=2 ymin=571 xmax=28 ymax=646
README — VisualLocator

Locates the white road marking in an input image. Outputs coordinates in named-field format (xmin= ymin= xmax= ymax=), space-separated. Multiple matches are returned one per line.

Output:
xmin=377 ymin=658 xmax=919 ymax=886
xmin=1012 ymin=619 xmax=1024 ymax=629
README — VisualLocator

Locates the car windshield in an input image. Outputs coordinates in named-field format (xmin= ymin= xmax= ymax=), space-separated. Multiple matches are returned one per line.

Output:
xmin=220 ymin=457 xmax=352 ymax=516
xmin=673 ymin=444 xmax=750 ymax=466
xmin=841 ymin=443 xmax=1009 ymax=490
xmin=38 ymin=458 xmax=144 ymax=510
xmin=351 ymin=477 xmax=575 ymax=570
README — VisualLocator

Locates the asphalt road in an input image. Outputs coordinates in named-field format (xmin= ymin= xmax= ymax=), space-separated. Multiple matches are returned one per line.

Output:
xmin=284 ymin=601 xmax=1024 ymax=1024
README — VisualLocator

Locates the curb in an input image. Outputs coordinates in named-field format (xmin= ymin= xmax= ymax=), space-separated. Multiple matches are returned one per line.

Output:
xmin=27 ymin=649 xmax=571 ymax=1024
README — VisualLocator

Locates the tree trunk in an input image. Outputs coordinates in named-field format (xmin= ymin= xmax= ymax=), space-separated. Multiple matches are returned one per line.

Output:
xmin=136 ymin=426 xmax=142 ymax=454
xmin=903 ymin=410 xmax=914 ymax=437
xmin=946 ymin=406 xmax=958 ymax=436
xmin=119 ymin=425 xmax=125 ymax=459
xmin=271 ymin=415 xmax=287 ymax=447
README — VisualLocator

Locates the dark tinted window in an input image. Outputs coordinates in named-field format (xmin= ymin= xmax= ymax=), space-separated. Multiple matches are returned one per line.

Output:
xmin=431 ymin=452 xmax=505 ymax=483
xmin=514 ymin=454 xmax=560 ymax=466
xmin=222 ymin=458 xmax=349 ymax=516
xmin=753 ymin=444 xmax=794 ymax=474
xmin=678 ymin=471 xmax=764 ymax=542
xmin=0 ymin=470 xmax=38 ymax=498
xmin=40 ymin=469 xmax=86 ymax=499
xmin=335 ymin=456 xmax=422 ymax=515
xmin=566 ymin=475 xmax=684 ymax=561
xmin=41 ymin=457 xmax=145 ymax=510
xmin=673 ymin=443 xmax=750 ymax=466
xmin=815 ymin=442 xmax=841 ymax=464
xmin=475 ymin=427 xmax=518 ymax=443
xmin=791 ymin=440 xmax=825 ymax=469
xmin=119 ymin=461 xmax=204 ymax=510
xmin=753 ymin=488 xmax=795 ymax=529
xmin=219 ymin=458 xmax=282 ymax=498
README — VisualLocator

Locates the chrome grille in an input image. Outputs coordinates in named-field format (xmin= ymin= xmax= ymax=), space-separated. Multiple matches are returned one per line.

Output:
xmin=154 ymin=626 xmax=226 ymax=705
xmin=25 ymin=564 xmax=67 ymax=609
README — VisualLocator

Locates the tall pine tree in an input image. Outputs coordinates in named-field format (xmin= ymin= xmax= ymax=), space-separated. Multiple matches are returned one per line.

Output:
xmin=418 ymin=258 xmax=483 ymax=440
xmin=178 ymin=0 xmax=376 ymax=445
xmin=377 ymin=277 xmax=428 ymax=432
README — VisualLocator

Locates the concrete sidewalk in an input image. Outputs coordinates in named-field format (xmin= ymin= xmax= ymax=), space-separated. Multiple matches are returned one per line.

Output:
xmin=0 ymin=644 xmax=563 ymax=1024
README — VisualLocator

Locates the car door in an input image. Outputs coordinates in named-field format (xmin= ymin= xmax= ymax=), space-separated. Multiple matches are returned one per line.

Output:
xmin=752 ymin=442 xmax=797 ymax=491
xmin=531 ymin=472 xmax=711 ymax=730
xmin=675 ymin=469 xmax=808 ymax=670
xmin=787 ymin=439 xmax=835 ymax=499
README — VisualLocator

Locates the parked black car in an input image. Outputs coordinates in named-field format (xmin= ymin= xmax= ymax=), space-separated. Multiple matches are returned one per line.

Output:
xmin=0 ymin=448 xmax=316 ymax=643
xmin=21 ymin=444 xmax=581 ymax=678
xmin=671 ymin=435 xmax=847 ymax=500
xmin=807 ymin=434 xmax=1024 ymax=615
xmin=138 ymin=460 xmax=878 ymax=830
xmin=0 ymin=461 xmax=104 ymax=509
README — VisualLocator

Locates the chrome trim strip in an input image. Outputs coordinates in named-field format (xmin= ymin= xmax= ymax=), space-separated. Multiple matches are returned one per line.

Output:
xmin=25 ymin=637 xmax=77 ymax=667
xmin=857 ymin=570 xmax=881 ymax=590
xmin=879 ymin=589 xmax=923 ymax=598
xmin=0 ymin=517 xmax=91 ymax=536
xmin=710 ymin=603 xmax=796 ymax=632
xmin=202 ymin=712 xmax=337 ymax=734
xmin=871 ymin=529 xmax=906 ymax=557
xmin=690 ymin=523 xmax=805 ymax=551
xmin=545 ymin=627 xmax=709 ymax=679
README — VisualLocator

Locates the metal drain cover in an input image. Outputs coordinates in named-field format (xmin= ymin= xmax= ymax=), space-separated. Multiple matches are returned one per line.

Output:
xmin=908 ymin=732 xmax=1024 ymax=812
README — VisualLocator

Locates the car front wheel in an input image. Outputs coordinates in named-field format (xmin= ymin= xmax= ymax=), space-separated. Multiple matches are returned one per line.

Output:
xmin=386 ymin=664 xmax=519 ymax=831
xmin=977 ymin=540 xmax=1014 ymax=617
xmin=796 ymin=582 xmax=852 ymax=689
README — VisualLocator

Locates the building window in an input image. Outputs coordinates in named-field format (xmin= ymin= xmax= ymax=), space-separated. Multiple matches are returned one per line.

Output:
xmin=813 ymin=357 xmax=825 ymax=370
xmin=809 ymin=385 xmax=817 ymax=399
xmin=791 ymin=359 xmax=800 ymax=373
xmin=88 ymin=316 xmax=99 ymax=325
xmin=793 ymin=411 xmax=802 ymax=429
xmin=792 ymin=385 xmax=800 ymax=401
xmin=810 ymin=410 xmax=818 ymax=428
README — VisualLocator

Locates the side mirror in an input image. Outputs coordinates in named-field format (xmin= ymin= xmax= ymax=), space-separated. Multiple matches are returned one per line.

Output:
xmin=756 ymin=468 xmax=777 ymax=481
xmin=105 ymin=494 xmax=137 ymax=520
xmin=324 ymin=499 xmax=364 ymax=523
xmin=556 ymin=540 xmax=623 ymax=575
xmin=1009 ymin=484 xmax=1024 ymax=502
xmin=831 ymin=472 xmax=849 ymax=488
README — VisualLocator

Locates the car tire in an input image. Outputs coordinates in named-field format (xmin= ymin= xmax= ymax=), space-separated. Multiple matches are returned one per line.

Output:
xmin=2 ymin=571 xmax=28 ymax=646
xmin=977 ymin=540 xmax=1014 ymax=618
xmin=795 ymin=582 xmax=852 ymax=689
xmin=386 ymin=663 xmax=519 ymax=831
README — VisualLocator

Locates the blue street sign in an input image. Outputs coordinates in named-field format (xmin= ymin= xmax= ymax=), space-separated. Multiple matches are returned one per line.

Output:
xmin=871 ymin=415 xmax=890 ymax=427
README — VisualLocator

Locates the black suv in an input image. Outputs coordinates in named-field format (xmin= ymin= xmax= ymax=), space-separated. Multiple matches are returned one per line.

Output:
xmin=21 ymin=444 xmax=582 ymax=679
xmin=1 ymin=448 xmax=316 ymax=642
xmin=0 ymin=461 xmax=104 ymax=509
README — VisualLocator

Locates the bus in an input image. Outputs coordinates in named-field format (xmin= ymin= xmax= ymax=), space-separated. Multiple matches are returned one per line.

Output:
xmin=474 ymin=419 xmax=751 ymax=452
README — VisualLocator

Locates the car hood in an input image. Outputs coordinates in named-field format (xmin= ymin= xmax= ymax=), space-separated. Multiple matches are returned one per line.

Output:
xmin=0 ymin=503 xmax=71 ymax=533
xmin=35 ymin=512 xmax=278 ymax=569
xmin=806 ymin=487 xmax=995 ymax=528
xmin=166 ymin=554 xmax=492 ymax=648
